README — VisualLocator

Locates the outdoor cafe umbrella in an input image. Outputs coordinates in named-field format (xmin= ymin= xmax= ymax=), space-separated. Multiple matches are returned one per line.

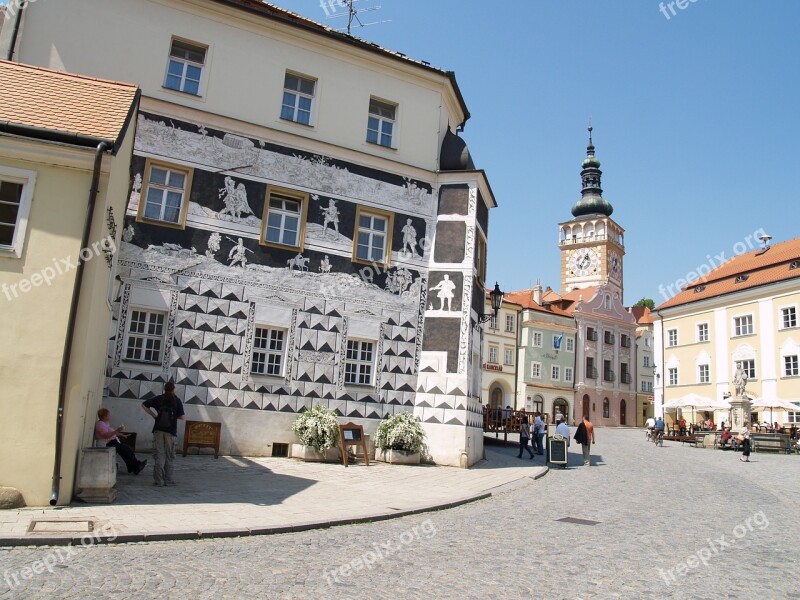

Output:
xmin=663 ymin=393 xmax=718 ymax=425
xmin=748 ymin=397 xmax=800 ymax=424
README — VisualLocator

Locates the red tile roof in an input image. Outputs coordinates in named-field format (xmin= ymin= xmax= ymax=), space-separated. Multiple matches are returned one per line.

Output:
xmin=630 ymin=306 xmax=654 ymax=324
xmin=0 ymin=60 xmax=138 ymax=143
xmin=657 ymin=237 xmax=800 ymax=310
xmin=504 ymin=288 xmax=574 ymax=317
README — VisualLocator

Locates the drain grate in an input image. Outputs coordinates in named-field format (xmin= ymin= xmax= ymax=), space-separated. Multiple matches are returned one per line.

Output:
xmin=556 ymin=517 xmax=600 ymax=526
xmin=29 ymin=520 xmax=94 ymax=533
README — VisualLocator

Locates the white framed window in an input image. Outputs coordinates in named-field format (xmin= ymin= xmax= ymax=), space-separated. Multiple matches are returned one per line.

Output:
xmin=698 ymin=364 xmax=710 ymax=384
xmin=505 ymin=314 xmax=514 ymax=333
xmin=532 ymin=331 xmax=543 ymax=347
xmin=667 ymin=329 xmax=678 ymax=347
xmin=367 ymin=97 xmax=396 ymax=148
xmin=345 ymin=339 xmax=374 ymax=385
xmin=641 ymin=381 xmax=653 ymax=392
xmin=783 ymin=355 xmax=798 ymax=377
xmin=0 ymin=166 xmax=36 ymax=258
xmin=125 ymin=309 xmax=165 ymax=364
xmin=643 ymin=356 xmax=651 ymax=367
xmin=262 ymin=187 xmax=307 ymax=249
xmin=781 ymin=307 xmax=797 ymax=329
xmin=551 ymin=365 xmax=560 ymax=381
xmin=566 ymin=337 xmax=574 ymax=352
xmin=733 ymin=315 xmax=754 ymax=337
xmin=488 ymin=346 xmax=498 ymax=364
xmin=164 ymin=38 xmax=206 ymax=95
xmin=697 ymin=323 xmax=709 ymax=343
xmin=739 ymin=359 xmax=756 ymax=379
xmin=504 ymin=348 xmax=514 ymax=366
xmin=668 ymin=367 xmax=678 ymax=386
xmin=138 ymin=160 xmax=192 ymax=227
xmin=353 ymin=207 xmax=393 ymax=265
xmin=489 ymin=314 xmax=498 ymax=329
xmin=281 ymin=72 xmax=315 ymax=126
xmin=564 ymin=367 xmax=573 ymax=382
xmin=251 ymin=327 xmax=286 ymax=376
xmin=644 ymin=337 xmax=651 ymax=348
xmin=531 ymin=361 xmax=541 ymax=378
xmin=788 ymin=409 xmax=800 ymax=424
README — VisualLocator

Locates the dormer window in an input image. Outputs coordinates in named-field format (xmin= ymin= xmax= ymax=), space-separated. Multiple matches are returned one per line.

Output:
xmin=694 ymin=285 xmax=706 ymax=293
xmin=735 ymin=274 xmax=749 ymax=284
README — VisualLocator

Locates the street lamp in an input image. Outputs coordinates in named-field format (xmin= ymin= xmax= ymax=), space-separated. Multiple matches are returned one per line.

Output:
xmin=478 ymin=282 xmax=504 ymax=324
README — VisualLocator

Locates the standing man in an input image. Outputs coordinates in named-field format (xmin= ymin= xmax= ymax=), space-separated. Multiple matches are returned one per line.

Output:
xmin=533 ymin=412 xmax=545 ymax=455
xmin=142 ymin=382 xmax=185 ymax=487
xmin=574 ymin=415 xmax=596 ymax=466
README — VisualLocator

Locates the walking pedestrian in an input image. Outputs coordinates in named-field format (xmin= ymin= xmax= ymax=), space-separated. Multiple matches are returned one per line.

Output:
xmin=574 ymin=415 xmax=595 ymax=466
xmin=142 ymin=382 xmax=185 ymax=486
xmin=739 ymin=421 xmax=751 ymax=462
xmin=533 ymin=412 xmax=545 ymax=455
xmin=517 ymin=415 xmax=535 ymax=460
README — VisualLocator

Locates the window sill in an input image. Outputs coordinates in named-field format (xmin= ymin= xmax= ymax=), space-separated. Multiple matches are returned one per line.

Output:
xmin=279 ymin=116 xmax=315 ymax=129
xmin=365 ymin=140 xmax=397 ymax=152
xmin=0 ymin=246 xmax=22 ymax=259
xmin=160 ymin=85 xmax=204 ymax=100
xmin=136 ymin=215 xmax=187 ymax=230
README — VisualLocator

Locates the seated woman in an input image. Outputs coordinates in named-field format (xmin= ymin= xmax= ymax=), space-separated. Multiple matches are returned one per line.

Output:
xmin=95 ymin=408 xmax=147 ymax=474
xmin=719 ymin=428 xmax=733 ymax=449
xmin=679 ymin=418 xmax=687 ymax=436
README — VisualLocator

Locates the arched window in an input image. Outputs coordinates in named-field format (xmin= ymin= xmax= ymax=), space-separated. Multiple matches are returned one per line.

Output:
xmin=553 ymin=398 xmax=569 ymax=422
xmin=491 ymin=387 xmax=503 ymax=409
xmin=620 ymin=399 xmax=627 ymax=425
xmin=603 ymin=398 xmax=610 ymax=418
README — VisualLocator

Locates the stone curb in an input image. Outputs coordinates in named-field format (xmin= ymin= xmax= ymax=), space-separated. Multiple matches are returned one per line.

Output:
xmin=0 ymin=490 xmax=496 ymax=548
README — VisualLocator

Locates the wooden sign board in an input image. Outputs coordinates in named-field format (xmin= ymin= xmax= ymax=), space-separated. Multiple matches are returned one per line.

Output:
xmin=339 ymin=422 xmax=369 ymax=467
xmin=548 ymin=434 xmax=568 ymax=466
xmin=182 ymin=420 xmax=222 ymax=458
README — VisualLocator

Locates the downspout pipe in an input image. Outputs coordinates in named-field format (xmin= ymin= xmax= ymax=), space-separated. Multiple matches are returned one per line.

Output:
xmin=51 ymin=141 xmax=109 ymax=505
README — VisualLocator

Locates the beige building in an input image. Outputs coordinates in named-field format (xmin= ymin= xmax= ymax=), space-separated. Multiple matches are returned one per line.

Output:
xmin=481 ymin=295 xmax=521 ymax=411
xmin=653 ymin=237 xmax=800 ymax=427
xmin=633 ymin=306 xmax=655 ymax=426
xmin=0 ymin=61 xmax=138 ymax=505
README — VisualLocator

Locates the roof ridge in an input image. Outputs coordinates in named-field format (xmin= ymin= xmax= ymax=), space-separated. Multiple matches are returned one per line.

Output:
xmin=685 ymin=237 xmax=800 ymax=288
xmin=0 ymin=59 xmax=139 ymax=90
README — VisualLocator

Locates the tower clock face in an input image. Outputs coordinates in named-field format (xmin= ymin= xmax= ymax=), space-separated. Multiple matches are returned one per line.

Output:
xmin=609 ymin=251 xmax=622 ymax=281
xmin=568 ymin=248 xmax=599 ymax=277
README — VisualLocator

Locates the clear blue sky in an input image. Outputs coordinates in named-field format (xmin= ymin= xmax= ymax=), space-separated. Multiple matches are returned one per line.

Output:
xmin=273 ymin=0 xmax=799 ymax=306
xmin=5 ymin=0 xmax=796 ymax=306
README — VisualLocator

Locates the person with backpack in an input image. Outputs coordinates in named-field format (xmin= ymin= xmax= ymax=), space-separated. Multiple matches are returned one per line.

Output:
xmin=142 ymin=382 xmax=185 ymax=486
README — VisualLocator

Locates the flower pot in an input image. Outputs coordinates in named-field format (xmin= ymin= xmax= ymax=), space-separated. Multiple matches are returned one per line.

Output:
xmin=376 ymin=449 xmax=421 ymax=465
xmin=291 ymin=444 xmax=340 ymax=463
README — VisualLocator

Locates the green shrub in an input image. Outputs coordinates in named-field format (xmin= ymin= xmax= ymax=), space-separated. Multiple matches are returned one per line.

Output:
xmin=292 ymin=404 xmax=340 ymax=452
xmin=375 ymin=412 xmax=426 ymax=453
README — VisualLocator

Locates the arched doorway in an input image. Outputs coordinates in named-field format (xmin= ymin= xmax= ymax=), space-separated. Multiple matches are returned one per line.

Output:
xmin=490 ymin=387 xmax=503 ymax=410
xmin=533 ymin=394 xmax=544 ymax=413
xmin=620 ymin=399 xmax=627 ymax=425
xmin=553 ymin=398 xmax=569 ymax=423
xmin=582 ymin=394 xmax=590 ymax=419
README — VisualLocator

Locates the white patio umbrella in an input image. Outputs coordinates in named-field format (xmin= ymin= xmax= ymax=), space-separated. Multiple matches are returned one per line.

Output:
xmin=748 ymin=397 xmax=800 ymax=424
xmin=663 ymin=393 xmax=717 ymax=426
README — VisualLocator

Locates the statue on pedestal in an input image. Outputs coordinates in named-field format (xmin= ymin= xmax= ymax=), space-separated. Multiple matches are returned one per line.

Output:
xmin=733 ymin=363 xmax=748 ymax=397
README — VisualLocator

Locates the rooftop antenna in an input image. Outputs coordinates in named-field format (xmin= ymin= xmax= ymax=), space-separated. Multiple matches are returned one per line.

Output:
xmin=756 ymin=233 xmax=772 ymax=256
xmin=326 ymin=0 xmax=391 ymax=35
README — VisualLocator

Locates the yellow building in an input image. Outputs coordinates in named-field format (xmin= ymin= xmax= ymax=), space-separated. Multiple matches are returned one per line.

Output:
xmin=653 ymin=237 xmax=800 ymax=427
xmin=0 ymin=61 xmax=139 ymax=505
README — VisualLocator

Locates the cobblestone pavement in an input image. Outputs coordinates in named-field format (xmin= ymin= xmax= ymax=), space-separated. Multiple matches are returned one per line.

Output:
xmin=2 ymin=428 xmax=799 ymax=599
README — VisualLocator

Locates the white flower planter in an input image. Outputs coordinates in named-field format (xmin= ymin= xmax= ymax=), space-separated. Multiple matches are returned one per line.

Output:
xmin=291 ymin=444 xmax=340 ymax=463
xmin=375 ymin=449 xmax=421 ymax=465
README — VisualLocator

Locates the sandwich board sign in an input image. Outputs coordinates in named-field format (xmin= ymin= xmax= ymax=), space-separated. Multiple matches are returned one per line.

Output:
xmin=548 ymin=433 xmax=568 ymax=468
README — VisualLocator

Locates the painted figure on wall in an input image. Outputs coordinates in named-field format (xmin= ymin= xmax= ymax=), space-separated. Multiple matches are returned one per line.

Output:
xmin=321 ymin=199 xmax=340 ymax=237
xmin=228 ymin=238 xmax=249 ymax=268
xmin=401 ymin=218 xmax=418 ymax=257
xmin=430 ymin=274 xmax=456 ymax=311
xmin=218 ymin=176 xmax=253 ymax=221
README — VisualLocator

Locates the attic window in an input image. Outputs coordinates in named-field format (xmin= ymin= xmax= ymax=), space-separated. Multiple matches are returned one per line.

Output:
xmin=791 ymin=260 xmax=800 ymax=270
xmin=735 ymin=274 xmax=749 ymax=284
xmin=694 ymin=285 xmax=706 ymax=293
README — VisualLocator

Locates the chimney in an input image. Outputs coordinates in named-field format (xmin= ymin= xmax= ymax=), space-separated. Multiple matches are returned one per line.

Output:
xmin=532 ymin=279 xmax=542 ymax=304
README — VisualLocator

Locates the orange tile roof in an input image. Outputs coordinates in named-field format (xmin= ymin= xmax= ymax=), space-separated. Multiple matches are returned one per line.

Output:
xmin=630 ymin=306 xmax=654 ymax=324
xmin=0 ymin=60 xmax=138 ymax=143
xmin=657 ymin=237 xmax=800 ymax=310
xmin=504 ymin=288 xmax=574 ymax=317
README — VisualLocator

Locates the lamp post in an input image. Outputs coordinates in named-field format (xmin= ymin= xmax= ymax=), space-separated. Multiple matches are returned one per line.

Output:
xmin=478 ymin=282 xmax=504 ymax=324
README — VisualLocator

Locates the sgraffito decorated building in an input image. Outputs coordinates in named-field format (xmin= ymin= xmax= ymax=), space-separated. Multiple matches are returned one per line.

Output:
xmin=3 ymin=0 xmax=496 ymax=466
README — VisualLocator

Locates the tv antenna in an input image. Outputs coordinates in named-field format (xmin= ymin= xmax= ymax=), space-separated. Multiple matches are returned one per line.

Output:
xmin=325 ymin=0 xmax=391 ymax=35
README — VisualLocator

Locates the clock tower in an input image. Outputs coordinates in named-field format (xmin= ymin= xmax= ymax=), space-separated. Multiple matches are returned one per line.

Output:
xmin=559 ymin=127 xmax=625 ymax=299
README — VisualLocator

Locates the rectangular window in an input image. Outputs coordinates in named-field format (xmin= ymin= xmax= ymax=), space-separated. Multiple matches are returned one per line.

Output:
xmin=139 ymin=161 xmax=192 ymax=227
xmin=262 ymin=187 xmax=307 ymax=249
xmin=668 ymin=367 xmax=678 ymax=386
xmin=784 ymin=355 xmax=799 ymax=377
xmin=586 ymin=357 xmax=596 ymax=379
xmin=353 ymin=207 xmax=393 ymax=265
xmin=345 ymin=340 xmax=374 ymax=385
xmin=620 ymin=334 xmax=631 ymax=348
xmin=489 ymin=314 xmax=497 ymax=329
xmin=474 ymin=233 xmax=487 ymax=284
xmin=641 ymin=381 xmax=653 ymax=393
xmin=697 ymin=323 xmax=709 ymax=343
xmin=281 ymin=72 xmax=315 ymax=125
xmin=698 ymin=364 xmax=710 ymax=384
xmin=733 ymin=315 xmax=754 ymax=337
xmin=532 ymin=331 xmax=543 ymax=347
xmin=603 ymin=359 xmax=614 ymax=382
xmin=643 ymin=356 xmax=651 ymax=367
xmin=620 ymin=363 xmax=631 ymax=384
xmin=604 ymin=331 xmax=615 ymax=345
xmin=566 ymin=337 xmax=574 ymax=352
xmin=488 ymin=346 xmax=498 ymax=364
xmin=740 ymin=359 xmax=756 ymax=379
xmin=125 ymin=309 xmax=165 ymax=364
xmin=504 ymin=348 xmax=514 ymax=366
xmin=564 ymin=367 xmax=573 ymax=382
xmin=366 ymin=98 xmax=396 ymax=148
xmin=0 ymin=167 xmax=35 ymax=258
xmin=551 ymin=365 xmax=560 ymax=381
xmin=531 ymin=361 xmax=541 ymax=378
xmin=505 ymin=314 xmax=514 ymax=333
xmin=667 ymin=329 xmax=678 ymax=347
xmin=251 ymin=327 xmax=285 ymax=376
xmin=164 ymin=38 xmax=206 ymax=95
xmin=781 ymin=307 xmax=797 ymax=329
xmin=587 ymin=327 xmax=598 ymax=341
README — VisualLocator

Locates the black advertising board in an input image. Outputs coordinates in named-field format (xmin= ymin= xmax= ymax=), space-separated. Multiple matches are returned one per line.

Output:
xmin=548 ymin=435 xmax=568 ymax=466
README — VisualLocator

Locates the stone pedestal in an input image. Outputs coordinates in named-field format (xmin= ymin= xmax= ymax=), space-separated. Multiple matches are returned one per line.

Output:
xmin=75 ymin=448 xmax=117 ymax=503
xmin=729 ymin=396 xmax=752 ymax=432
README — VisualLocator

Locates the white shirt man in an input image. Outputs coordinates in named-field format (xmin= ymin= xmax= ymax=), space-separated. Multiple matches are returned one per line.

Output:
xmin=556 ymin=419 xmax=570 ymax=446
xmin=645 ymin=416 xmax=656 ymax=430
